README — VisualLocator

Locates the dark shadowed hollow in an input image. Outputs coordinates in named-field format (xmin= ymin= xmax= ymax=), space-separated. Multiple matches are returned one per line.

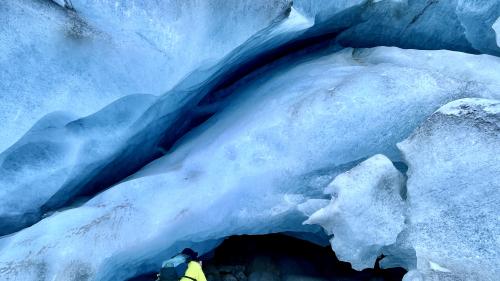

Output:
xmin=129 ymin=234 xmax=406 ymax=281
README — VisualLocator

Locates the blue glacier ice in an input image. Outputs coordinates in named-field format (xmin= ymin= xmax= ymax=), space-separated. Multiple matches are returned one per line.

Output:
xmin=0 ymin=1 xmax=499 ymax=281
xmin=1 ymin=46 xmax=499 ymax=280
xmin=0 ymin=0 xmax=290 ymax=152
xmin=0 ymin=94 xmax=156 ymax=235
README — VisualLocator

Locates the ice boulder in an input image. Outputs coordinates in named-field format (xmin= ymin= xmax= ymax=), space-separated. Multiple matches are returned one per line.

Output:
xmin=305 ymin=155 xmax=406 ymax=270
xmin=398 ymin=98 xmax=500 ymax=281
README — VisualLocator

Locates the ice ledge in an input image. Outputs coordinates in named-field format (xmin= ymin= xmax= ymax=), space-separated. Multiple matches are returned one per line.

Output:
xmin=436 ymin=98 xmax=500 ymax=116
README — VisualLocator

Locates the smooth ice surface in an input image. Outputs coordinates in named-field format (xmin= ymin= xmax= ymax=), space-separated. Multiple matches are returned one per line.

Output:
xmin=398 ymin=98 xmax=500 ymax=281
xmin=0 ymin=0 xmax=290 ymax=152
xmin=305 ymin=155 xmax=406 ymax=270
xmin=1 ymin=47 xmax=499 ymax=280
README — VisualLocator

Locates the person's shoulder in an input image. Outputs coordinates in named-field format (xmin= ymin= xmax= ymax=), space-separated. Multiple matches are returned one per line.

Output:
xmin=188 ymin=261 xmax=202 ymax=268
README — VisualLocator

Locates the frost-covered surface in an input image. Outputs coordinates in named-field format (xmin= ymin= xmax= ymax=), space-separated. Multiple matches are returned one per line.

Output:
xmin=1 ymin=47 xmax=499 ymax=280
xmin=398 ymin=98 xmax=500 ymax=281
xmin=0 ymin=0 xmax=290 ymax=152
xmin=305 ymin=155 xmax=406 ymax=270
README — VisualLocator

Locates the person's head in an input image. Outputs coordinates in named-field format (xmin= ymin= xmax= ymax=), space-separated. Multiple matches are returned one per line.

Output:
xmin=181 ymin=248 xmax=198 ymax=261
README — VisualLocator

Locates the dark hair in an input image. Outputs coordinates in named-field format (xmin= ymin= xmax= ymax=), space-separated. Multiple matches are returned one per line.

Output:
xmin=181 ymin=248 xmax=198 ymax=260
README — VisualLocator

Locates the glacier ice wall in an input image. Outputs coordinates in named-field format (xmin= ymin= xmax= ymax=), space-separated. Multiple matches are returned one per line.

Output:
xmin=3 ymin=0 xmax=499 ymax=155
xmin=0 ymin=94 xmax=157 ymax=235
xmin=1 ymin=1 xmax=500 ymax=281
xmin=2 ymin=0 xmax=500 ymax=233
xmin=1 ymin=46 xmax=499 ymax=281
xmin=0 ymin=0 xmax=290 ymax=152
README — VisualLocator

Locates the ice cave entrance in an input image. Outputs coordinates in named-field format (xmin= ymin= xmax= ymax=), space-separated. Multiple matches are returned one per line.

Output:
xmin=130 ymin=234 xmax=406 ymax=281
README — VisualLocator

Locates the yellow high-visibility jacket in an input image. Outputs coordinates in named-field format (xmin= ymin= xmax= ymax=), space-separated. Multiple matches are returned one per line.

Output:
xmin=180 ymin=261 xmax=207 ymax=281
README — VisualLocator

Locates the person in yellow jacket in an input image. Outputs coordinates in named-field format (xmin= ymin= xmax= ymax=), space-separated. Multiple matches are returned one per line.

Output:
xmin=179 ymin=248 xmax=207 ymax=281
xmin=157 ymin=248 xmax=208 ymax=281
xmin=180 ymin=260 xmax=207 ymax=281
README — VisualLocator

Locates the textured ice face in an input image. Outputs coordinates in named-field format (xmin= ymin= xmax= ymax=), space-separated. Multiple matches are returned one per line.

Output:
xmin=1 ymin=47 xmax=498 ymax=281
xmin=0 ymin=5 xmax=316 ymax=235
xmin=398 ymin=98 xmax=500 ymax=281
xmin=305 ymin=154 xmax=406 ymax=270
xmin=3 ymin=0 xmax=499 ymax=154
xmin=3 ymin=0 xmax=500 ymax=237
xmin=0 ymin=0 xmax=290 ymax=152
xmin=0 ymin=94 xmax=157 ymax=235
xmin=295 ymin=0 xmax=500 ymax=56
xmin=1 ymin=1 xmax=500 ymax=280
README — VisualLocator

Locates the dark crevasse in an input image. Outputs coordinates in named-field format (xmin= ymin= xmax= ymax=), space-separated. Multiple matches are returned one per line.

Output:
xmin=128 ymin=234 xmax=406 ymax=281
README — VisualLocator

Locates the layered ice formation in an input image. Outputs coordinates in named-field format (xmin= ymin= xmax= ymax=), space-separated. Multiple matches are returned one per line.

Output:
xmin=1 ymin=46 xmax=499 ymax=281
xmin=0 ymin=0 xmax=290 ymax=152
xmin=1 ymin=1 xmax=499 ymax=281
